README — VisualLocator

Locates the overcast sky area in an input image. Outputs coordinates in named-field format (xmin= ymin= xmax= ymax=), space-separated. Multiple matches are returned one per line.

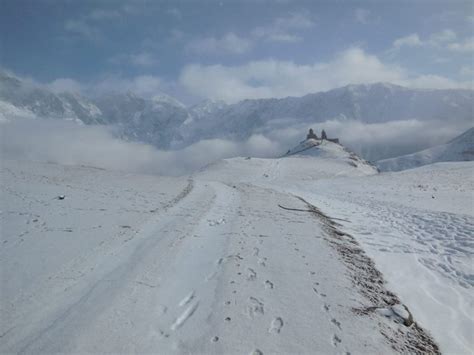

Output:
xmin=1 ymin=0 xmax=473 ymax=104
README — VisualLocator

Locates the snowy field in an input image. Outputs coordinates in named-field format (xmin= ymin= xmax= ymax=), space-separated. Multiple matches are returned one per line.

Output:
xmin=197 ymin=141 xmax=474 ymax=354
xmin=280 ymin=162 xmax=474 ymax=354
xmin=0 ymin=141 xmax=471 ymax=354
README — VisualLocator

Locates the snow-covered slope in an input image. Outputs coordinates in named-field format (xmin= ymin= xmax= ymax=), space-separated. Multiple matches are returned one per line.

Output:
xmin=199 ymin=139 xmax=377 ymax=185
xmin=2 ymin=71 xmax=473 ymax=152
xmin=181 ymin=83 xmax=473 ymax=143
xmin=284 ymin=162 xmax=474 ymax=354
xmin=198 ymin=150 xmax=473 ymax=354
xmin=93 ymin=92 xmax=190 ymax=148
xmin=378 ymin=127 xmax=474 ymax=171
xmin=2 ymin=153 xmax=445 ymax=354
xmin=0 ymin=72 xmax=103 ymax=124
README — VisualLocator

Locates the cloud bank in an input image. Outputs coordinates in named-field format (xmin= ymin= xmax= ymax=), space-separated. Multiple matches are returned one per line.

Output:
xmin=2 ymin=117 xmax=470 ymax=177
xmin=180 ymin=47 xmax=472 ymax=103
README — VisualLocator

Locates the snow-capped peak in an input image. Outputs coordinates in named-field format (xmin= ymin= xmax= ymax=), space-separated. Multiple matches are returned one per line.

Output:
xmin=151 ymin=94 xmax=186 ymax=109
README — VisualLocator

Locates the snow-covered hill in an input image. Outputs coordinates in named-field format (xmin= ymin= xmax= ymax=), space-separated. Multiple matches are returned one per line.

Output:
xmin=377 ymin=127 xmax=474 ymax=171
xmin=199 ymin=138 xmax=378 ymax=184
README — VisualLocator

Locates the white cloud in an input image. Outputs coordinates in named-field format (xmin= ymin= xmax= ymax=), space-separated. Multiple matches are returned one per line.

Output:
xmin=251 ymin=11 xmax=315 ymax=43
xmin=41 ymin=75 xmax=163 ymax=98
xmin=274 ymin=11 xmax=315 ymax=29
xmin=94 ymin=75 xmax=162 ymax=97
xmin=130 ymin=52 xmax=158 ymax=67
xmin=354 ymin=8 xmax=375 ymax=25
xmin=460 ymin=66 xmax=474 ymax=77
xmin=405 ymin=74 xmax=469 ymax=90
xmin=86 ymin=8 xmax=121 ymax=21
xmin=393 ymin=34 xmax=423 ymax=49
xmin=186 ymin=32 xmax=252 ymax=55
xmin=3 ymin=117 xmax=470 ymax=176
xmin=183 ymin=10 xmax=315 ymax=56
xmin=109 ymin=51 xmax=158 ymax=68
xmin=180 ymin=47 xmax=471 ymax=103
xmin=448 ymin=37 xmax=474 ymax=53
xmin=180 ymin=48 xmax=389 ymax=103
xmin=47 ymin=78 xmax=85 ymax=94
xmin=392 ymin=29 xmax=473 ymax=53
xmin=428 ymin=29 xmax=457 ymax=44
xmin=64 ymin=20 xmax=102 ymax=41
xmin=166 ymin=8 xmax=182 ymax=19
xmin=0 ymin=120 xmax=281 ymax=176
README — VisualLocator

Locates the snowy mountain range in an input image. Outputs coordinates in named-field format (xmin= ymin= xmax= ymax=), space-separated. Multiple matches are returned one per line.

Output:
xmin=378 ymin=127 xmax=474 ymax=171
xmin=1 ymin=71 xmax=473 ymax=152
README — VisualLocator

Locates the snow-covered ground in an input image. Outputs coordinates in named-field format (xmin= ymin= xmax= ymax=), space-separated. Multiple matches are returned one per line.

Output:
xmin=1 ymin=140 xmax=471 ymax=353
xmin=197 ymin=140 xmax=474 ymax=354
xmin=280 ymin=162 xmax=474 ymax=355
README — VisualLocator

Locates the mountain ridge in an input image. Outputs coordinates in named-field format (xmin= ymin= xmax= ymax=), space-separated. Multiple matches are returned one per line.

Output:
xmin=1 ymin=71 xmax=473 ymax=152
xmin=377 ymin=127 xmax=474 ymax=171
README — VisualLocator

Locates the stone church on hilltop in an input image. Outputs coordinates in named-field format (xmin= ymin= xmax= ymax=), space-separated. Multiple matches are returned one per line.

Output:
xmin=306 ymin=128 xmax=339 ymax=144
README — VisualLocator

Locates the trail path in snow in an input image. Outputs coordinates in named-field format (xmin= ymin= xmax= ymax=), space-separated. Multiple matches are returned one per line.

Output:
xmin=1 ymin=159 xmax=440 ymax=354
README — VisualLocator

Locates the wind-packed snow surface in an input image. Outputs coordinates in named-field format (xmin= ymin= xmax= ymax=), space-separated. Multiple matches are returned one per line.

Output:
xmin=1 ymin=140 xmax=470 ymax=354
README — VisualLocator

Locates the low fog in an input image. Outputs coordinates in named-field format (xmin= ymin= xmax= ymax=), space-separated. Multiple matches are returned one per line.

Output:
xmin=1 ymin=118 xmax=469 ymax=176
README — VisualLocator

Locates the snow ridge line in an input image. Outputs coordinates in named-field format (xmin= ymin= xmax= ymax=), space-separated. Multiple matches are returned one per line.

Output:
xmin=294 ymin=196 xmax=441 ymax=354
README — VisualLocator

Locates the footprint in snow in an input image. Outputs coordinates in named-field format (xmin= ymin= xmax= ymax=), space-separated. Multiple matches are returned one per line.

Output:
xmin=264 ymin=280 xmax=274 ymax=289
xmin=247 ymin=297 xmax=264 ymax=318
xmin=313 ymin=287 xmax=326 ymax=298
xmin=332 ymin=334 xmax=342 ymax=347
xmin=331 ymin=318 xmax=342 ymax=330
xmin=269 ymin=317 xmax=284 ymax=334
xmin=247 ymin=268 xmax=257 ymax=281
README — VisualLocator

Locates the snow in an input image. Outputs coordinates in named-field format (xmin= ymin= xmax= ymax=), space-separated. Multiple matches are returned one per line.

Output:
xmin=378 ymin=127 xmax=474 ymax=171
xmin=2 ymin=70 xmax=473 ymax=155
xmin=274 ymin=163 xmax=474 ymax=354
xmin=1 ymin=149 xmax=441 ymax=354
xmin=151 ymin=94 xmax=187 ymax=110
xmin=0 ymin=100 xmax=37 ymax=122
xmin=196 ymin=141 xmax=473 ymax=354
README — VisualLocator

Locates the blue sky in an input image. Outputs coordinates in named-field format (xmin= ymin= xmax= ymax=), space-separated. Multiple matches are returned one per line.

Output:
xmin=1 ymin=0 xmax=473 ymax=104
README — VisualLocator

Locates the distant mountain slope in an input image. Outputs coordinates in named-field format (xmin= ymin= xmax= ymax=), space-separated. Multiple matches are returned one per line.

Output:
xmin=377 ymin=127 xmax=474 ymax=171
xmin=0 ymin=72 xmax=103 ymax=124
xmin=1 ymin=70 xmax=473 ymax=151
xmin=182 ymin=83 xmax=474 ymax=142
xmin=93 ymin=93 xmax=190 ymax=148
xmin=0 ymin=72 xmax=190 ymax=148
